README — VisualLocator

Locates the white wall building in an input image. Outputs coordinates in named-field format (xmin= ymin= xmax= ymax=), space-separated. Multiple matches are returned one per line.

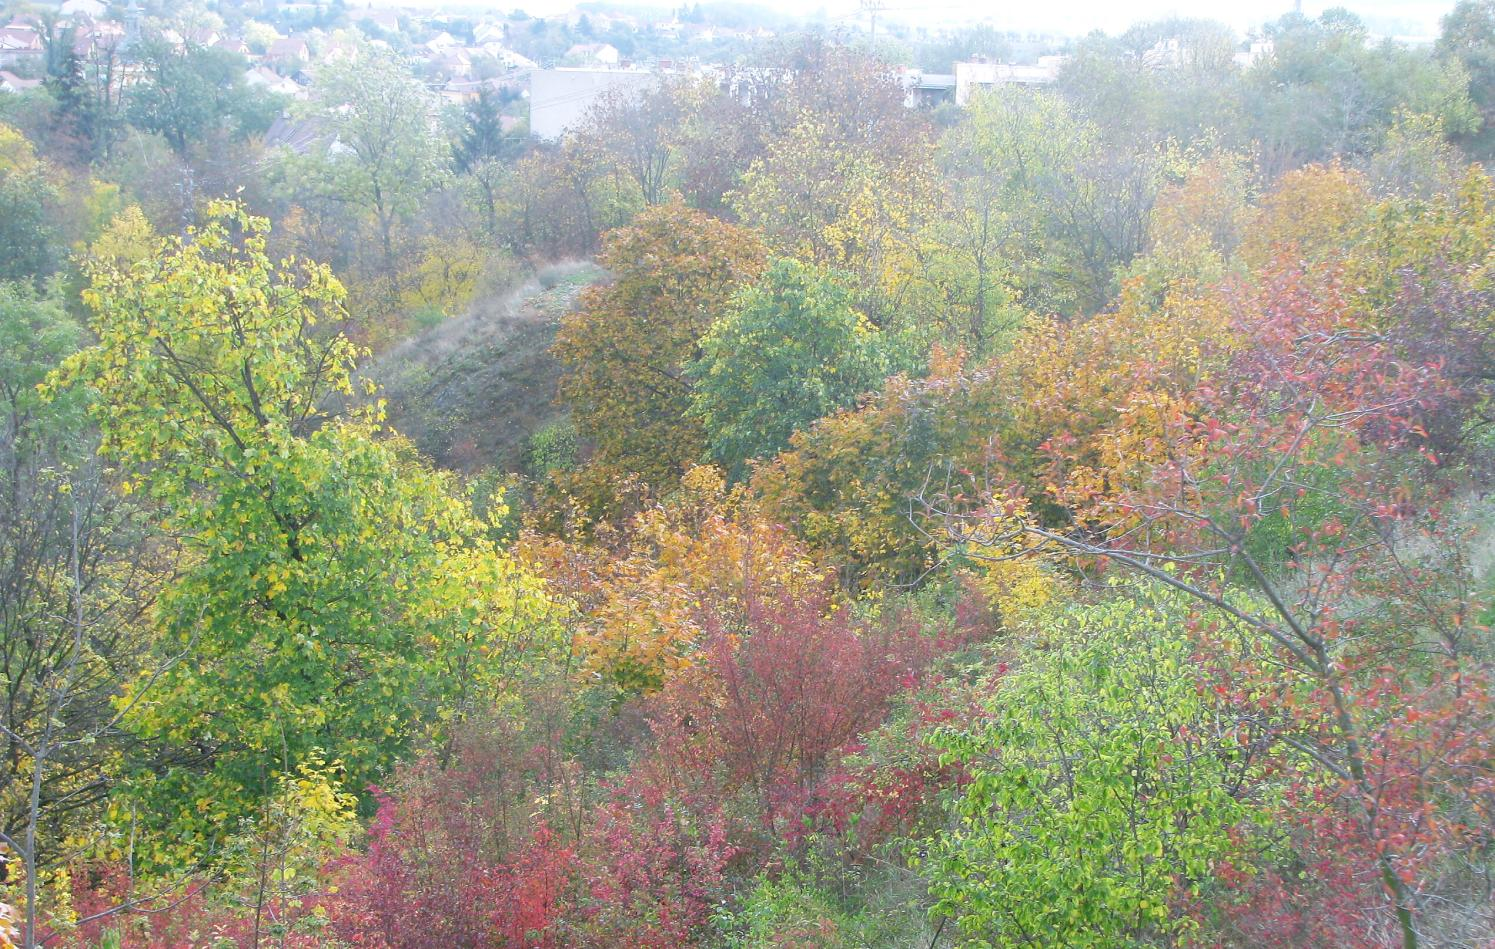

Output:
xmin=953 ymin=57 xmax=1062 ymax=105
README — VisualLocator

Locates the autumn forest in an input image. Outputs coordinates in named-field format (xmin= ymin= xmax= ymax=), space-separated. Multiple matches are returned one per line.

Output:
xmin=2 ymin=1 xmax=1495 ymax=946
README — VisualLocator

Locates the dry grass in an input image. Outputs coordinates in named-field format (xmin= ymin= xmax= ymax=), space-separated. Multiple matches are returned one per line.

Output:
xmin=369 ymin=261 xmax=603 ymax=474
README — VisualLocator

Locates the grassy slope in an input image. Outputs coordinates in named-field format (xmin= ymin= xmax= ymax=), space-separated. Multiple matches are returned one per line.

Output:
xmin=371 ymin=262 xmax=603 ymax=475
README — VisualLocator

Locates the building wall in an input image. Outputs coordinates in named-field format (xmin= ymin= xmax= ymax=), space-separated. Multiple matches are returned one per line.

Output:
xmin=953 ymin=60 xmax=1060 ymax=106
xmin=529 ymin=68 xmax=657 ymax=140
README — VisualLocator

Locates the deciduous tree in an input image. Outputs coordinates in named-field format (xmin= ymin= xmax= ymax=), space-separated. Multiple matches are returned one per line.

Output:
xmin=553 ymin=202 xmax=766 ymax=490
xmin=689 ymin=259 xmax=892 ymax=479
xmin=55 ymin=203 xmax=555 ymax=867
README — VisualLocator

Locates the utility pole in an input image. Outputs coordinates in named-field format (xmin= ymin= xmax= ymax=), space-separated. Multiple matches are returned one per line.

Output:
xmin=861 ymin=0 xmax=886 ymax=45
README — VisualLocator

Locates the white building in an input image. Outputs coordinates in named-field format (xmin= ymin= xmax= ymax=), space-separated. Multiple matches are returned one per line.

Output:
xmin=245 ymin=65 xmax=305 ymax=99
xmin=1234 ymin=39 xmax=1273 ymax=69
xmin=953 ymin=58 xmax=1062 ymax=105
xmin=477 ymin=42 xmax=537 ymax=70
xmin=0 ymin=69 xmax=40 ymax=93
xmin=528 ymin=68 xmax=656 ymax=140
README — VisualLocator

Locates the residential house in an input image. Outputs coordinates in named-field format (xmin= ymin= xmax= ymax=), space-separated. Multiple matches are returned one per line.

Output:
xmin=428 ymin=47 xmax=473 ymax=78
xmin=564 ymin=42 xmax=620 ymax=67
xmin=245 ymin=64 xmax=304 ymax=98
xmin=72 ymin=20 xmax=126 ymax=57
xmin=473 ymin=22 xmax=507 ymax=45
xmin=266 ymin=36 xmax=310 ymax=73
xmin=323 ymin=38 xmax=359 ymax=63
xmin=352 ymin=9 xmax=400 ymax=34
xmin=1142 ymin=38 xmax=1184 ymax=70
xmin=0 ymin=22 xmax=43 ymax=69
xmin=479 ymin=43 xmax=538 ymax=71
xmin=185 ymin=27 xmax=221 ymax=47
xmin=262 ymin=113 xmax=326 ymax=155
xmin=902 ymin=70 xmax=956 ymax=108
xmin=0 ymin=69 xmax=41 ymax=93
xmin=1234 ymin=39 xmax=1273 ymax=68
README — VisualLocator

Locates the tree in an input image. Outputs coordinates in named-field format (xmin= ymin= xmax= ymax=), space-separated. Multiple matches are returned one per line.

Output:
xmin=1248 ymin=11 xmax=1478 ymax=174
xmin=754 ymin=349 xmax=1005 ymax=585
xmin=0 ymin=125 xmax=58 ymax=286
xmin=572 ymin=80 xmax=684 ymax=207
xmin=1056 ymin=19 xmax=1246 ymax=153
xmin=1437 ymin=0 xmax=1495 ymax=157
xmin=689 ymin=259 xmax=892 ymax=479
xmin=928 ymin=583 xmax=1251 ymax=946
xmin=298 ymin=46 xmax=449 ymax=289
xmin=45 ymin=39 xmax=124 ymax=163
xmin=552 ymin=201 xmax=766 ymax=490
xmin=943 ymin=87 xmax=1167 ymax=316
xmin=525 ymin=465 xmax=825 ymax=691
xmin=0 ymin=283 xmax=176 ymax=947
xmin=915 ymin=24 xmax=1011 ymax=73
xmin=55 ymin=203 xmax=554 ymax=867
xmin=126 ymin=34 xmax=276 ymax=157
xmin=454 ymin=86 xmax=521 ymax=172
xmin=949 ymin=259 xmax=1491 ymax=948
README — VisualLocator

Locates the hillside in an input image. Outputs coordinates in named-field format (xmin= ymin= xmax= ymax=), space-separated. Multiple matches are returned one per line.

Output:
xmin=373 ymin=262 xmax=603 ymax=474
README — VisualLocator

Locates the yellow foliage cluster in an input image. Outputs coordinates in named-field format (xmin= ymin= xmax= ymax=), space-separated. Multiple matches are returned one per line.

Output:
xmin=397 ymin=235 xmax=512 ymax=317
xmin=968 ymin=554 xmax=1058 ymax=624
xmin=755 ymin=348 xmax=1006 ymax=584
xmin=0 ymin=123 xmax=38 ymax=174
xmin=1006 ymin=280 xmax=1236 ymax=519
xmin=524 ymin=466 xmax=828 ymax=690
xmin=1238 ymin=162 xmax=1372 ymax=271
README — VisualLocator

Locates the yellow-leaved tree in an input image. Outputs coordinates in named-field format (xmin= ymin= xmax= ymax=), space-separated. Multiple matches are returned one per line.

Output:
xmin=54 ymin=202 xmax=559 ymax=871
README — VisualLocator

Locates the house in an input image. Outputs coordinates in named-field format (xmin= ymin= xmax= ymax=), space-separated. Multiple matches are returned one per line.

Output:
xmin=440 ymin=77 xmax=485 ymax=104
xmin=322 ymin=38 xmax=359 ymax=63
xmin=352 ymin=10 xmax=400 ymax=34
xmin=428 ymin=48 xmax=472 ymax=78
xmin=245 ymin=65 xmax=304 ymax=98
xmin=1234 ymin=39 xmax=1273 ymax=68
xmin=902 ymin=70 xmax=955 ymax=108
xmin=266 ymin=36 xmax=310 ymax=71
xmin=72 ymin=21 xmax=125 ymax=57
xmin=1142 ymin=38 xmax=1184 ymax=70
xmin=473 ymin=22 xmax=507 ymax=45
xmin=439 ymin=77 xmax=521 ymax=106
xmin=0 ymin=69 xmax=40 ymax=93
xmin=564 ymin=43 xmax=620 ymax=67
xmin=479 ymin=43 xmax=538 ymax=71
xmin=185 ymin=27 xmax=221 ymax=47
xmin=529 ymin=67 xmax=655 ymax=139
xmin=262 ymin=113 xmax=329 ymax=155
xmin=953 ymin=59 xmax=1060 ymax=105
xmin=0 ymin=23 xmax=44 ymax=69
xmin=214 ymin=36 xmax=251 ymax=56
xmin=426 ymin=31 xmax=461 ymax=52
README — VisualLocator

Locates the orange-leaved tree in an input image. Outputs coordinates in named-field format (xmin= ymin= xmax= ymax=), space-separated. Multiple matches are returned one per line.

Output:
xmin=522 ymin=466 xmax=826 ymax=692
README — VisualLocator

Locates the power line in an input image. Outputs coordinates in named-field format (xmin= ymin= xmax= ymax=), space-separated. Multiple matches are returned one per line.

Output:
xmin=860 ymin=0 xmax=888 ymax=43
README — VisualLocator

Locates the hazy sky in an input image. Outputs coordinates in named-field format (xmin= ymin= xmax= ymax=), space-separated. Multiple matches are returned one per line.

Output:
xmin=398 ymin=0 xmax=1457 ymax=39
xmin=860 ymin=0 xmax=1456 ymax=37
